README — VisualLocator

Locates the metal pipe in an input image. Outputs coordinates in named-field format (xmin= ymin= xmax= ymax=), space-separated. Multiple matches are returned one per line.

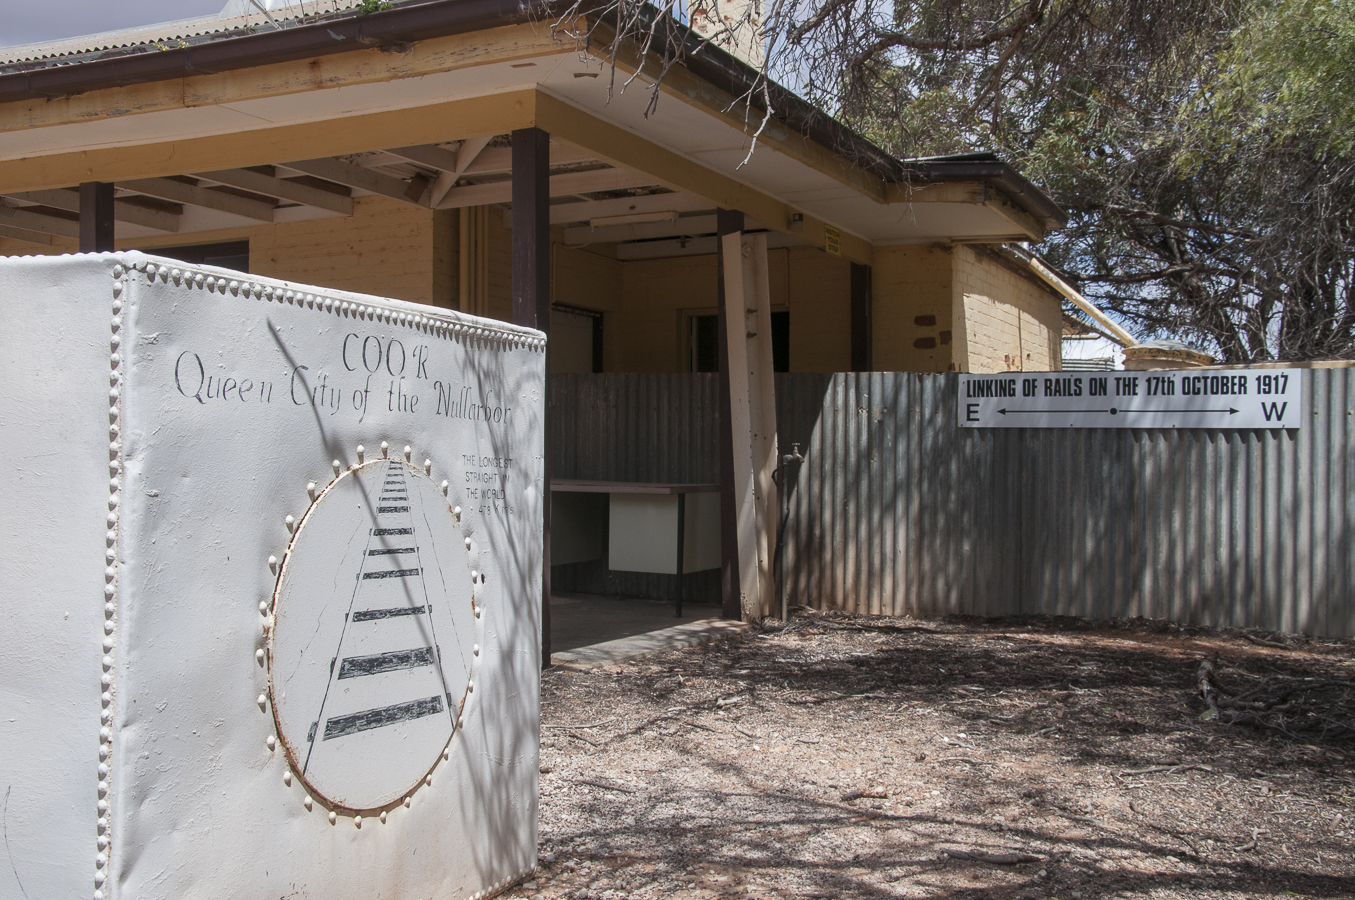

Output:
xmin=1020 ymin=253 xmax=1137 ymax=348
xmin=774 ymin=442 xmax=803 ymax=623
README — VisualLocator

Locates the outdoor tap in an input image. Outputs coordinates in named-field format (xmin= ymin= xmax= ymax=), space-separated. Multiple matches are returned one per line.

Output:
xmin=782 ymin=442 xmax=804 ymax=465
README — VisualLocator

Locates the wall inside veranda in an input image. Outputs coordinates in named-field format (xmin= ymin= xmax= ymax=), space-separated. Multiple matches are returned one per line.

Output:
xmin=952 ymin=243 xmax=1063 ymax=373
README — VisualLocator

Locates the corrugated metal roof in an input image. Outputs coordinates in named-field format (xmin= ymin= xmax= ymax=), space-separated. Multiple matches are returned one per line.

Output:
xmin=0 ymin=0 xmax=368 ymax=69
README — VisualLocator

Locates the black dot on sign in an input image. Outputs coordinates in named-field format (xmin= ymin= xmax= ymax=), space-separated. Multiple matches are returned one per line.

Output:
xmin=1110 ymin=408 xmax=1118 ymax=415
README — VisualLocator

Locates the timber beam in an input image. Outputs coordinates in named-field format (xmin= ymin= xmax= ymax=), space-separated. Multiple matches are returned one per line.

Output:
xmin=6 ymin=189 xmax=179 ymax=233
xmin=193 ymin=168 xmax=354 ymax=215
xmin=121 ymin=178 xmax=275 ymax=222
xmin=0 ymin=222 xmax=54 ymax=244
xmin=434 ymin=166 xmax=661 ymax=210
xmin=0 ymin=205 xmax=79 ymax=239
xmin=280 ymin=158 xmax=416 ymax=205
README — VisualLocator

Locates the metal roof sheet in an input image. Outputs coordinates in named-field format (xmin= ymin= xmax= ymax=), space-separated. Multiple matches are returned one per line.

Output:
xmin=0 ymin=0 xmax=366 ymax=69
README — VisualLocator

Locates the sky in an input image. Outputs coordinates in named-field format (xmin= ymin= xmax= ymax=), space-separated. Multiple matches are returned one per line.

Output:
xmin=2 ymin=0 xmax=226 ymax=49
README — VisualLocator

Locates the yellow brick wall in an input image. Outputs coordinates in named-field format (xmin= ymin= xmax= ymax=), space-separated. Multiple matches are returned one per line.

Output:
xmin=872 ymin=244 xmax=956 ymax=372
xmin=952 ymin=244 xmax=1062 ymax=373
xmin=2 ymin=196 xmax=457 ymax=309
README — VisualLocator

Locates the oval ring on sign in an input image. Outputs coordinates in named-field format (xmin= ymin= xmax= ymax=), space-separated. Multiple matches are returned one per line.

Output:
xmin=268 ymin=457 xmax=477 ymax=813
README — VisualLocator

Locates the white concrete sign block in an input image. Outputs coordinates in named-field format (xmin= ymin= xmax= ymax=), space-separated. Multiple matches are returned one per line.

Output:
xmin=0 ymin=253 xmax=545 ymax=900
xmin=959 ymin=370 xmax=1303 ymax=429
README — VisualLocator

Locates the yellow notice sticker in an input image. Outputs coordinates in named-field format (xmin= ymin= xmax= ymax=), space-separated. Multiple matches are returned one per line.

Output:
xmin=824 ymin=225 xmax=841 ymax=257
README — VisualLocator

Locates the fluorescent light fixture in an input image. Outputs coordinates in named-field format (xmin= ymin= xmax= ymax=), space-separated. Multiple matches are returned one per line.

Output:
xmin=589 ymin=211 xmax=679 ymax=229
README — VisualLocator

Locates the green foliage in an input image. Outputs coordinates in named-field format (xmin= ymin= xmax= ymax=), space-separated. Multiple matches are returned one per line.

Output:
xmin=1197 ymin=0 xmax=1355 ymax=158
xmin=357 ymin=0 xmax=393 ymax=14
xmin=802 ymin=0 xmax=1355 ymax=360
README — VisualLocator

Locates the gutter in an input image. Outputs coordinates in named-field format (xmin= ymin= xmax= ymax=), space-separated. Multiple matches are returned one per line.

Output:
xmin=1001 ymin=244 xmax=1136 ymax=348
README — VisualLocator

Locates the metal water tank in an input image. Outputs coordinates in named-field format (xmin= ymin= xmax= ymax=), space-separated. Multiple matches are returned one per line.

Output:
xmin=0 ymin=253 xmax=543 ymax=900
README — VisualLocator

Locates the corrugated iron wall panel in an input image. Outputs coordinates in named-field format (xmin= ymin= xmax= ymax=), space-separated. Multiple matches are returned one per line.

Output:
xmin=548 ymin=370 xmax=1355 ymax=637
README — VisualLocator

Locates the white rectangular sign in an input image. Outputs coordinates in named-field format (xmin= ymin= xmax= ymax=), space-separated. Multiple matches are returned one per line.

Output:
xmin=959 ymin=369 xmax=1303 ymax=428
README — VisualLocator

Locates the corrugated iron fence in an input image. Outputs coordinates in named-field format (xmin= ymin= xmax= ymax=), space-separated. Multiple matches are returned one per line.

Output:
xmin=549 ymin=371 xmax=1355 ymax=637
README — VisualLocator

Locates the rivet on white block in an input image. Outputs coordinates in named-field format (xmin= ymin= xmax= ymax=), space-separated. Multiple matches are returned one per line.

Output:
xmin=94 ymin=870 xmax=106 ymax=886
xmin=332 ymin=460 xmax=342 ymax=477
xmin=102 ymin=637 xmax=114 ymax=652
xmin=259 ymin=601 xmax=269 ymax=616
xmin=356 ymin=445 xmax=365 ymax=463
xmin=465 ymin=538 xmax=472 ymax=549
xmin=403 ymin=445 xmax=412 ymax=461
xmin=467 ymin=680 xmax=473 ymax=693
xmin=379 ymin=811 xmax=387 ymax=824
xmin=283 ymin=770 xmax=292 ymax=786
xmin=97 ymin=835 xmax=108 ymax=850
xmin=104 ymin=621 xmax=114 ymax=636
xmin=256 ymin=649 xmax=266 ymax=665
xmin=473 ymin=644 xmax=480 ymax=656
xmin=458 ymin=716 xmax=466 ymax=728
xmin=381 ymin=441 xmax=389 ymax=457
xmin=304 ymin=795 xmax=313 ymax=811
xmin=306 ymin=482 xmax=317 ymax=501
xmin=441 ymin=481 xmax=449 ymax=496
xmin=268 ymin=555 xmax=278 ymax=575
xmin=424 ymin=459 xmax=432 ymax=475
xmin=453 ymin=506 xmax=461 ymax=517
xmin=404 ymin=796 xmax=412 ymax=808
xmin=328 ymin=811 xmax=337 ymax=825
xmin=102 ymin=656 xmax=113 ymax=670
xmin=101 ymin=673 xmax=113 ymax=688
xmin=354 ymin=815 xmax=362 ymax=829
xmin=284 ymin=515 xmax=295 ymax=533
xmin=266 ymin=735 xmax=276 ymax=751
xmin=97 ymin=799 xmax=108 ymax=815
xmin=257 ymin=693 xmax=268 ymax=711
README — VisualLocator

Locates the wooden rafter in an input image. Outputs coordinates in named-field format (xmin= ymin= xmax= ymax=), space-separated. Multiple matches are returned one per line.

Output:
xmin=121 ymin=178 xmax=275 ymax=222
xmin=435 ymin=167 xmax=662 ymax=210
xmin=280 ymin=158 xmax=413 ymax=205
xmin=6 ymin=189 xmax=179 ymax=233
xmin=193 ymin=169 xmax=353 ymax=215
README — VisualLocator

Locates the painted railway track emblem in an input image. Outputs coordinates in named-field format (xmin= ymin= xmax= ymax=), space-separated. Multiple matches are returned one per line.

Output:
xmin=267 ymin=455 xmax=476 ymax=813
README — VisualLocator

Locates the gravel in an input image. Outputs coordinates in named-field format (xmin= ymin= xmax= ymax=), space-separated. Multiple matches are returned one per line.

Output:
xmin=502 ymin=610 xmax=1355 ymax=899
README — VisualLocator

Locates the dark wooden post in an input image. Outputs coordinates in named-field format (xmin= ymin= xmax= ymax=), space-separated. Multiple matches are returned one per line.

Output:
xmin=850 ymin=261 xmax=873 ymax=372
xmin=715 ymin=207 xmax=744 ymax=620
xmin=511 ymin=127 xmax=552 ymax=666
xmin=79 ymin=182 xmax=115 ymax=253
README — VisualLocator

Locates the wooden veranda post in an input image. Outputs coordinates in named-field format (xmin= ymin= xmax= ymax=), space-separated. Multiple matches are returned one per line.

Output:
xmin=78 ymin=182 xmax=114 ymax=252
xmin=511 ymin=127 xmax=552 ymax=666
xmin=715 ymin=208 xmax=745 ymax=620
xmin=851 ymin=262 xmax=873 ymax=372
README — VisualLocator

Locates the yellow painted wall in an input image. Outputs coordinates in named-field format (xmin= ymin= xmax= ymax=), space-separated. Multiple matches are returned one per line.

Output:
xmin=952 ymin=244 xmax=1062 ymax=373
xmin=784 ymin=247 xmax=851 ymax=373
xmin=872 ymin=244 xmax=956 ymax=372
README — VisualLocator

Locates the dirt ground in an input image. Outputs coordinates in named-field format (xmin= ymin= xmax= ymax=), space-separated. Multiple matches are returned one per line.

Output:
xmin=505 ymin=611 xmax=1355 ymax=899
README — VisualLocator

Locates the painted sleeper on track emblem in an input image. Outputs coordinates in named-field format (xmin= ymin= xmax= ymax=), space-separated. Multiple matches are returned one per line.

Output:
xmin=267 ymin=455 xmax=477 ymax=813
